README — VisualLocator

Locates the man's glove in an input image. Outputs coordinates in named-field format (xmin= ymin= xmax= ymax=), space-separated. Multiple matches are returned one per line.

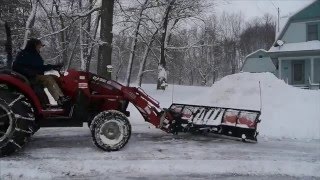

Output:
xmin=52 ymin=63 xmax=63 ymax=71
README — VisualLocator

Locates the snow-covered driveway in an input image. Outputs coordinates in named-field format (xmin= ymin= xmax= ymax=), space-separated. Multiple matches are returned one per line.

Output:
xmin=1 ymin=122 xmax=319 ymax=179
xmin=1 ymin=73 xmax=320 ymax=179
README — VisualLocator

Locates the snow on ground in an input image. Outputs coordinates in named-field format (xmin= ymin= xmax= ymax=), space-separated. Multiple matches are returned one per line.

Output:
xmin=194 ymin=72 xmax=320 ymax=140
xmin=1 ymin=125 xmax=319 ymax=179
xmin=1 ymin=72 xmax=320 ymax=179
xmin=137 ymin=72 xmax=320 ymax=140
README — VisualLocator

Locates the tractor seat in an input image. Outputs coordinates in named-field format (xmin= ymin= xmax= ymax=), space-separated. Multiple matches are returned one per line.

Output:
xmin=0 ymin=68 xmax=30 ymax=85
xmin=0 ymin=68 xmax=51 ymax=106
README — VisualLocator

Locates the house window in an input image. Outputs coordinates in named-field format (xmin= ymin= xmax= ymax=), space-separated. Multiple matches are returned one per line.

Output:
xmin=307 ymin=24 xmax=318 ymax=41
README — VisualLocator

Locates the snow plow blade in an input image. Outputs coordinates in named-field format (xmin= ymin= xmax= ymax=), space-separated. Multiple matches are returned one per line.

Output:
xmin=167 ymin=103 xmax=261 ymax=142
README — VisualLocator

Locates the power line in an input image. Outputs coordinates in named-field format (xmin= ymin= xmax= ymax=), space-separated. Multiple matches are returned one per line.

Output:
xmin=268 ymin=0 xmax=280 ymax=32
xmin=270 ymin=0 xmax=278 ymax=10
xmin=254 ymin=1 xmax=265 ymax=14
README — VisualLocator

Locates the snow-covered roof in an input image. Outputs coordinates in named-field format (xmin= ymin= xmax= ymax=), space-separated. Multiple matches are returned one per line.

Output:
xmin=273 ymin=0 xmax=318 ymax=44
xmin=242 ymin=49 xmax=275 ymax=73
xmin=245 ymin=49 xmax=267 ymax=59
xmin=269 ymin=40 xmax=320 ymax=53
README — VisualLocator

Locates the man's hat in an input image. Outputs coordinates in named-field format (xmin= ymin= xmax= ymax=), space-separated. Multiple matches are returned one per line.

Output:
xmin=25 ymin=38 xmax=45 ymax=51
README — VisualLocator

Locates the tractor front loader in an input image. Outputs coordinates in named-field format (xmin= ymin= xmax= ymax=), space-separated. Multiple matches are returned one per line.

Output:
xmin=0 ymin=21 xmax=261 ymax=156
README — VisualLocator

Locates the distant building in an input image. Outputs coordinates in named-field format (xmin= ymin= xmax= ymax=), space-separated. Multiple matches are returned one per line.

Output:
xmin=243 ymin=0 xmax=320 ymax=89
xmin=241 ymin=49 xmax=276 ymax=74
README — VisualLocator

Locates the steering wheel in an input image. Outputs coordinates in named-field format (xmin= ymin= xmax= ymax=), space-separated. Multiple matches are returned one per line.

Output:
xmin=52 ymin=64 xmax=66 ymax=77
xmin=44 ymin=65 xmax=64 ymax=78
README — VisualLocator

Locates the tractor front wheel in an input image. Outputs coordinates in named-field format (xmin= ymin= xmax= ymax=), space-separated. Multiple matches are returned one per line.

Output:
xmin=90 ymin=110 xmax=131 ymax=151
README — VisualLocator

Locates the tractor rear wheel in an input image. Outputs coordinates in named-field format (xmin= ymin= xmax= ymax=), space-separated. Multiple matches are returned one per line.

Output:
xmin=90 ymin=110 xmax=131 ymax=151
xmin=0 ymin=90 xmax=36 ymax=156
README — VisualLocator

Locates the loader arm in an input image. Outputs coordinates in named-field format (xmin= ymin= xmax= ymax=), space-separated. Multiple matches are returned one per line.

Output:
xmin=104 ymin=80 xmax=261 ymax=141
xmin=103 ymin=80 xmax=173 ymax=132
xmin=121 ymin=86 xmax=172 ymax=132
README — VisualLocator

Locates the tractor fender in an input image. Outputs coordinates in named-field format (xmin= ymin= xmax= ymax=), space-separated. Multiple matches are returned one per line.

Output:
xmin=0 ymin=74 xmax=42 ymax=114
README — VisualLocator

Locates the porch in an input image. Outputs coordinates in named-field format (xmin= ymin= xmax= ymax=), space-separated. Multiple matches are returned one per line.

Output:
xmin=278 ymin=56 xmax=320 ymax=89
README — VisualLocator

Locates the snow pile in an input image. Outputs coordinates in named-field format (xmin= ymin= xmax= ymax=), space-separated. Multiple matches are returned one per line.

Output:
xmin=193 ymin=72 xmax=320 ymax=140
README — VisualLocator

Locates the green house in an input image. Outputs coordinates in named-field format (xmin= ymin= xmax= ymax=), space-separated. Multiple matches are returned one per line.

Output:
xmin=269 ymin=0 xmax=320 ymax=89
xmin=243 ymin=0 xmax=320 ymax=89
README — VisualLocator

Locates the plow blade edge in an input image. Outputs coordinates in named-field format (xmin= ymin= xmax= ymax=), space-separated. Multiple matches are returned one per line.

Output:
xmin=168 ymin=103 xmax=261 ymax=141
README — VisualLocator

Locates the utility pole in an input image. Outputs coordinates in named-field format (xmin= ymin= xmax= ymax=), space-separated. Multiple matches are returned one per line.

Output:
xmin=278 ymin=7 xmax=280 ymax=32
xmin=270 ymin=1 xmax=280 ymax=33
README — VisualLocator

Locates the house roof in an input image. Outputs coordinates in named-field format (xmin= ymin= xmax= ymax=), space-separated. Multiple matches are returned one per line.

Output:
xmin=273 ymin=0 xmax=319 ymax=45
xmin=269 ymin=40 xmax=320 ymax=53
xmin=269 ymin=0 xmax=320 ymax=54
xmin=245 ymin=49 xmax=268 ymax=59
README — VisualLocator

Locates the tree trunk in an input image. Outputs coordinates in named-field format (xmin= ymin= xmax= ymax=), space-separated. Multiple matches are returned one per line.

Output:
xmin=190 ymin=70 xmax=194 ymax=85
xmin=85 ymin=0 xmax=93 ymax=61
xmin=86 ymin=15 xmax=100 ymax=72
xmin=136 ymin=45 xmax=150 ymax=87
xmin=231 ymin=45 xmax=237 ymax=74
xmin=157 ymin=0 xmax=176 ymax=90
xmin=124 ymin=0 xmax=149 ymax=86
xmin=136 ymin=28 xmax=158 ymax=87
xmin=97 ymin=0 xmax=114 ymax=79
xmin=79 ymin=0 xmax=85 ymax=70
xmin=21 ymin=0 xmax=37 ymax=49
xmin=53 ymin=0 xmax=67 ymax=64
xmin=4 ymin=22 xmax=12 ymax=68
xmin=67 ymin=35 xmax=80 ymax=69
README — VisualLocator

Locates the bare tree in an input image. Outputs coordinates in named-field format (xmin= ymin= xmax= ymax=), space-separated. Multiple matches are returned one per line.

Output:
xmin=53 ymin=0 xmax=68 ymax=64
xmin=22 ymin=0 xmax=38 ymax=49
xmin=218 ymin=11 xmax=244 ymax=74
xmin=3 ymin=0 xmax=276 ymax=88
xmin=136 ymin=28 xmax=159 ymax=87
xmin=79 ymin=0 xmax=85 ymax=70
xmin=157 ymin=0 xmax=205 ymax=89
xmin=124 ymin=0 xmax=150 ymax=86
xmin=157 ymin=0 xmax=176 ymax=89
xmin=239 ymin=13 xmax=276 ymax=60
xmin=98 ymin=0 xmax=115 ymax=79
xmin=0 ymin=0 xmax=32 ymax=52
xmin=85 ymin=14 xmax=101 ymax=71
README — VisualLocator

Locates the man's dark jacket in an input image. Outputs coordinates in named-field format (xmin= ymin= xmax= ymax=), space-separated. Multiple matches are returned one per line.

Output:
xmin=12 ymin=50 xmax=56 ymax=79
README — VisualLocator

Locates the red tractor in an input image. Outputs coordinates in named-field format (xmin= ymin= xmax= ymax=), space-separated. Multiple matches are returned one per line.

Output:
xmin=0 ymin=21 xmax=261 ymax=156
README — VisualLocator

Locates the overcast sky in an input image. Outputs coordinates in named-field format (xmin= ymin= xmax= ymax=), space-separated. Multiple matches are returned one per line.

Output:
xmin=214 ymin=0 xmax=315 ymax=20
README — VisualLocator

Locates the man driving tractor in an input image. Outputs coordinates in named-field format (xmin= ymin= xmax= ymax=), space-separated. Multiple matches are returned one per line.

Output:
xmin=12 ymin=38 xmax=70 ymax=105
xmin=0 ymin=23 xmax=261 ymax=157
